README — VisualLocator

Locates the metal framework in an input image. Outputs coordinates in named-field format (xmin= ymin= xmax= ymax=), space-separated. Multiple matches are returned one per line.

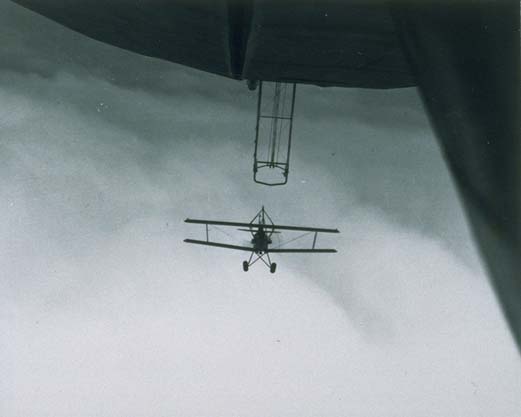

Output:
xmin=253 ymin=81 xmax=297 ymax=186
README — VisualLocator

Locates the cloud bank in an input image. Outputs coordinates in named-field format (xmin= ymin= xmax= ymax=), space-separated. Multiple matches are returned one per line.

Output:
xmin=1 ymin=3 xmax=520 ymax=416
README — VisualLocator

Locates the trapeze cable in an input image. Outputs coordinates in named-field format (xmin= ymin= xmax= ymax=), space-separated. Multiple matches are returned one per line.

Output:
xmin=270 ymin=83 xmax=281 ymax=165
xmin=266 ymin=85 xmax=274 ymax=163
xmin=276 ymin=84 xmax=287 ymax=162
xmin=267 ymin=95 xmax=275 ymax=163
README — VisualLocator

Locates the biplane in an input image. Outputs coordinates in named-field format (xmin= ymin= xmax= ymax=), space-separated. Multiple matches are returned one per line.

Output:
xmin=184 ymin=207 xmax=339 ymax=273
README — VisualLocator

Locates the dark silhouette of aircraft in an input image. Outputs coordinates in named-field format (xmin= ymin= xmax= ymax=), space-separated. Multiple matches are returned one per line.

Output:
xmin=184 ymin=207 xmax=339 ymax=273
xmin=10 ymin=1 xmax=520 ymax=349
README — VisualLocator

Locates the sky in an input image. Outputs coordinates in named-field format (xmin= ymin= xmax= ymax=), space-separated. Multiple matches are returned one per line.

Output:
xmin=1 ymin=2 xmax=521 ymax=417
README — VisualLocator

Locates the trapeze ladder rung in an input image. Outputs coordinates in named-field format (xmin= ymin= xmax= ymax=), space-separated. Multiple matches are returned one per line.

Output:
xmin=260 ymin=115 xmax=292 ymax=120
xmin=256 ymin=161 xmax=288 ymax=166
xmin=255 ymin=164 xmax=287 ymax=170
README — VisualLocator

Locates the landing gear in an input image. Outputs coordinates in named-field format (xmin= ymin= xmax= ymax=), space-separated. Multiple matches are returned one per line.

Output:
xmin=243 ymin=247 xmax=276 ymax=273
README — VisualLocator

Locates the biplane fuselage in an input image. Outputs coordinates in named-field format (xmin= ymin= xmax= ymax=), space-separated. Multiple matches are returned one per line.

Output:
xmin=251 ymin=227 xmax=272 ymax=254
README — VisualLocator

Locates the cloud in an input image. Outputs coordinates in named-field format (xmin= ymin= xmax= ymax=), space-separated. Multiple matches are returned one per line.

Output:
xmin=1 ymin=3 xmax=521 ymax=417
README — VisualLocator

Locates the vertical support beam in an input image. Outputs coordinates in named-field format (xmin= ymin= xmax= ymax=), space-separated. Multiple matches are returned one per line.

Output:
xmin=206 ymin=224 xmax=209 ymax=242
xmin=253 ymin=80 xmax=263 ymax=175
xmin=285 ymin=83 xmax=297 ymax=179
xmin=269 ymin=82 xmax=282 ymax=166
xmin=312 ymin=231 xmax=318 ymax=249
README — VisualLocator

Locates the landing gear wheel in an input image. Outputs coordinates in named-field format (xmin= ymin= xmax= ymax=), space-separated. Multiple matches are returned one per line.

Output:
xmin=270 ymin=263 xmax=277 ymax=274
xmin=243 ymin=261 xmax=249 ymax=272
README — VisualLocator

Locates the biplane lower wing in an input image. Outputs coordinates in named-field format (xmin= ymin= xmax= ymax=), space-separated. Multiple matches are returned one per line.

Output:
xmin=185 ymin=218 xmax=339 ymax=234
xmin=184 ymin=240 xmax=337 ymax=253
xmin=183 ymin=239 xmax=253 ymax=252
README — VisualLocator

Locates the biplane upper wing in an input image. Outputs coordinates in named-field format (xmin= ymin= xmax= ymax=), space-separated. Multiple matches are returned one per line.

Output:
xmin=183 ymin=239 xmax=252 ymax=252
xmin=185 ymin=219 xmax=259 ymax=229
xmin=185 ymin=218 xmax=339 ymax=234
xmin=268 ymin=248 xmax=337 ymax=253
xmin=258 ymin=224 xmax=339 ymax=233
